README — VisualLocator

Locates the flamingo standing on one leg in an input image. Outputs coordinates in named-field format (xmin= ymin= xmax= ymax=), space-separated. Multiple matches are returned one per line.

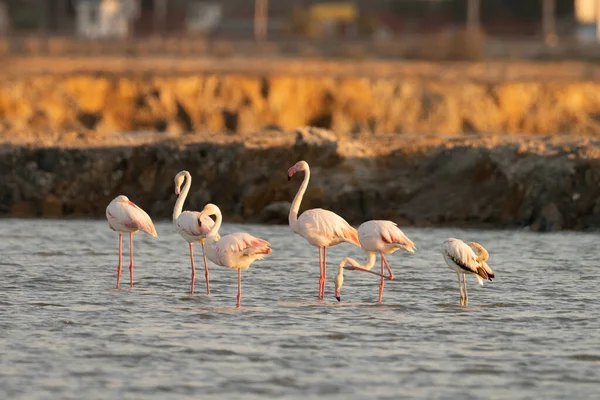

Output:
xmin=287 ymin=160 xmax=360 ymax=299
xmin=442 ymin=238 xmax=495 ymax=306
xmin=198 ymin=203 xmax=272 ymax=307
xmin=336 ymin=220 xmax=416 ymax=303
xmin=173 ymin=170 xmax=218 ymax=295
xmin=106 ymin=195 xmax=158 ymax=289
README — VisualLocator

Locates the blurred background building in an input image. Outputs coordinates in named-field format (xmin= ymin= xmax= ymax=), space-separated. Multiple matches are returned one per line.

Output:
xmin=0 ymin=0 xmax=597 ymax=57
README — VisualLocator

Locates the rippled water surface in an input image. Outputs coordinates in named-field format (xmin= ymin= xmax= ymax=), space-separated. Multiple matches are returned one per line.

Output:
xmin=1 ymin=219 xmax=600 ymax=399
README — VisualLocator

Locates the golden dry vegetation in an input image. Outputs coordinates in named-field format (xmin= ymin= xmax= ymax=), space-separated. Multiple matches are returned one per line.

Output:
xmin=0 ymin=56 xmax=599 ymax=140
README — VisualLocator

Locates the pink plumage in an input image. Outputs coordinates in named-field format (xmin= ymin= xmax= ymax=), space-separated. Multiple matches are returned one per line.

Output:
xmin=358 ymin=220 xmax=416 ymax=254
xmin=287 ymin=160 xmax=360 ymax=299
xmin=106 ymin=195 xmax=157 ymax=289
xmin=106 ymin=197 xmax=157 ymax=237
xmin=336 ymin=220 xmax=416 ymax=303
xmin=218 ymin=233 xmax=272 ymax=257
xmin=211 ymin=233 xmax=272 ymax=268
xmin=173 ymin=170 xmax=217 ymax=296
xmin=175 ymin=212 xmax=214 ymax=239
xmin=297 ymin=209 xmax=360 ymax=248
xmin=199 ymin=203 xmax=272 ymax=307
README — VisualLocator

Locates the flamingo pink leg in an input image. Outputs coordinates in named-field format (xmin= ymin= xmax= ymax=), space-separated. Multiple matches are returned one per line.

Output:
xmin=201 ymin=242 xmax=210 ymax=295
xmin=322 ymin=247 xmax=328 ymax=299
xmin=116 ymin=233 xmax=123 ymax=289
xmin=237 ymin=269 xmax=242 ymax=307
xmin=129 ymin=232 xmax=134 ymax=288
xmin=189 ymin=243 xmax=196 ymax=295
xmin=378 ymin=257 xmax=385 ymax=303
xmin=457 ymin=272 xmax=465 ymax=305
xmin=318 ymin=246 xmax=324 ymax=299
xmin=382 ymin=254 xmax=394 ymax=280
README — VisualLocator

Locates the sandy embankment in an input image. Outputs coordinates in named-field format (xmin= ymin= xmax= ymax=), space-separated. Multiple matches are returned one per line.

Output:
xmin=0 ymin=57 xmax=599 ymax=137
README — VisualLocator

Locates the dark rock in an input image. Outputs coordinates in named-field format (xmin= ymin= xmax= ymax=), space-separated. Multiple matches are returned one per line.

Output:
xmin=1 ymin=131 xmax=600 ymax=232
xmin=254 ymin=201 xmax=291 ymax=224
xmin=531 ymin=202 xmax=563 ymax=232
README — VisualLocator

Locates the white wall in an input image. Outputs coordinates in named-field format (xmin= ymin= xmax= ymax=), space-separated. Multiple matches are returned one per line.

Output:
xmin=76 ymin=0 xmax=139 ymax=38
xmin=76 ymin=0 xmax=101 ymax=38
xmin=575 ymin=0 xmax=597 ymax=24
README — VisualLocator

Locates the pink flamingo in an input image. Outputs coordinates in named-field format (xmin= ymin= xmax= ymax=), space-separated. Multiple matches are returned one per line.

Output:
xmin=173 ymin=170 xmax=218 ymax=296
xmin=106 ymin=195 xmax=158 ymax=289
xmin=287 ymin=160 xmax=360 ymax=299
xmin=198 ymin=203 xmax=272 ymax=307
xmin=336 ymin=220 xmax=416 ymax=303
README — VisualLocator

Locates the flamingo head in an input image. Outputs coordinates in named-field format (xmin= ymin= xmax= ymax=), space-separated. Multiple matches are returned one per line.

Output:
xmin=334 ymin=260 xmax=346 ymax=302
xmin=287 ymin=160 xmax=308 ymax=181
xmin=114 ymin=195 xmax=129 ymax=203
xmin=198 ymin=203 xmax=220 ymax=219
xmin=174 ymin=171 xmax=188 ymax=195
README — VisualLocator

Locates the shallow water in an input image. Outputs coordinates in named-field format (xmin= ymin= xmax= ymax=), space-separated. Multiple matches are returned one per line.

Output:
xmin=1 ymin=219 xmax=599 ymax=399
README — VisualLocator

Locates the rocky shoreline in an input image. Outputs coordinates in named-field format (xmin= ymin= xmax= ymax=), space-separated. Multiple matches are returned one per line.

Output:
xmin=2 ymin=127 xmax=600 ymax=232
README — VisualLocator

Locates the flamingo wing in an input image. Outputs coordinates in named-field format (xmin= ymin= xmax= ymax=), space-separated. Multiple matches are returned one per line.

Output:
xmin=481 ymin=261 xmax=495 ymax=279
xmin=217 ymin=233 xmax=272 ymax=257
xmin=177 ymin=211 xmax=215 ymax=238
xmin=443 ymin=238 xmax=491 ymax=280
xmin=372 ymin=220 xmax=416 ymax=252
xmin=467 ymin=242 xmax=494 ymax=278
xmin=107 ymin=200 xmax=157 ymax=237
xmin=299 ymin=208 xmax=359 ymax=246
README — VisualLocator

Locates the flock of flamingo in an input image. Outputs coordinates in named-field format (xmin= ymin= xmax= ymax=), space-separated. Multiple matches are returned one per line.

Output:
xmin=106 ymin=160 xmax=495 ymax=307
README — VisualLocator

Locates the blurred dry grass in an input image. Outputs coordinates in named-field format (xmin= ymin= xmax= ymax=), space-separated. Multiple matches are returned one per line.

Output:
xmin=1 ymin=65 xmax=599 ymax=138
xmin=0 ymin=35 xmax=599 ymax=140
xmin=1 ymin=54 xmax=598 ymax=84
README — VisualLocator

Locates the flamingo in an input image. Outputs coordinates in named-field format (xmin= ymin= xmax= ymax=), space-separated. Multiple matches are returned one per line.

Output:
xmin=173 ymin=170 xmax=218 ymax=296
xmin=336 ymin=220 xmax=416 ymax=303
xmin=442 ymin=238 xmax=495 ymax=306
xmin=287 ymin=160 xmax=360 ymax=299
xmin=106 ymin=195 xmax=158 ymax=289
xmin=198 ymin=203 xmax=272 ymax=307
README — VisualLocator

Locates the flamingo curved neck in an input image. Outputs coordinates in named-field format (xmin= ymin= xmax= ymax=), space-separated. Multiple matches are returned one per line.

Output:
xmin=336 ymin=264 xmax=346 ymax=280
xmin=206 ymin=208 xmax=222 ymax=240
xmin=173 ymin=172 xmax=192 ymax=222
xmin=348 ymin=251 xmax=377 ymax=271
xmin=289 ymin=165 xmax=310 ymax=232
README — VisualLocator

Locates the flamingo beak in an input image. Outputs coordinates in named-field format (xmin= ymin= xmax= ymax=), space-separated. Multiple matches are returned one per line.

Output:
xmin=287 ymin=166 xmax=296 ymax=181
xmin=335 ymin=289 xmax=341 ymax=302
xmin=175 ymin=186 xmax=180 ymax=195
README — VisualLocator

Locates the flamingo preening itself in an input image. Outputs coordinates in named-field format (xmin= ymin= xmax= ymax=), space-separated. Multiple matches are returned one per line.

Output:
xmin=198 ymin=203 xmax=272 ymax=307
xmin=287 ymin=160 xmax=360 ymax=299
xmin=442 ymin=238 xmax=495 ymax=306
xmin=106 ymin=195 xmax=158 ymax=289
xmin=173 ymin=170 xmax=218 ymax=295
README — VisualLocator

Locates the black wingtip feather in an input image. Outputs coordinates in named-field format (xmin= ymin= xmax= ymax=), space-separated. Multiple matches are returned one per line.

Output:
xmin=476 ymin=266 xmax=490 ymax=281
xmin=451 ymin=256 xmax=472 ymax=274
